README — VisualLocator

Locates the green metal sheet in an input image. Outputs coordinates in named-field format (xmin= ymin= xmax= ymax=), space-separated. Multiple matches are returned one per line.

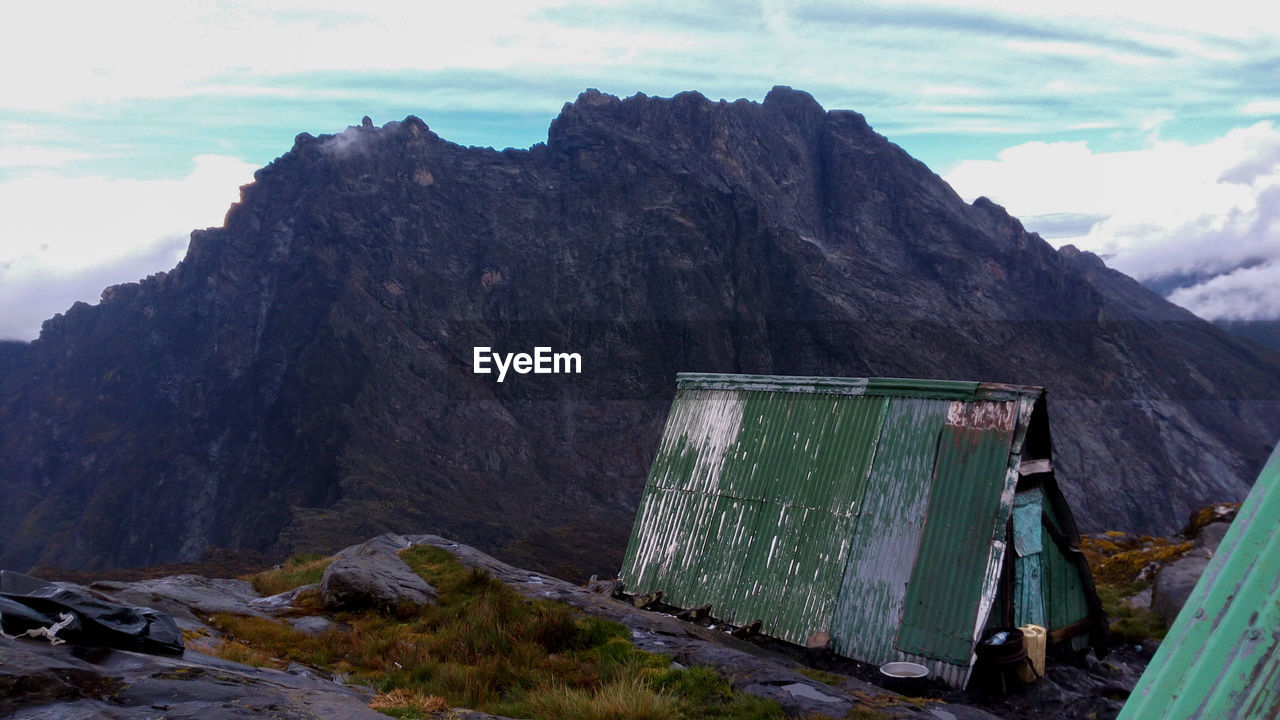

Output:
xmin=830 ymin=396 xmax=951 ymax=664
xmin=619 ymin=486 xmax=718 ymax=600
xmin=646 ymin=388 xmax=745 ymax=493
xmin=695 ymin=496 xmax=764 ymax=620
xmin=1118 ymin=442 xmax=1280 ymax=720
xmin=621 ymin=380 xmax=888 ymax=641
xmin=718 ymin=392 xmax=887 ymax=513
xmin=897 ymin=402 xmax=1019 ymax=664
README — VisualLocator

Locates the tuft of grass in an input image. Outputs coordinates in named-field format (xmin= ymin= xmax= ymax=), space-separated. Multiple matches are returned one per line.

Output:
xmin=527 ymin=674 xmax=683 ymax=720
xmin=369 ymin=688 xmax=450 ymax=718
xmin=247 ymin=552 xmax=334 ymax=596
xmin=208 ymin=544 xmax=786 ymax=720
xmin=1097 ymin=585 xmax=1167 ymax=644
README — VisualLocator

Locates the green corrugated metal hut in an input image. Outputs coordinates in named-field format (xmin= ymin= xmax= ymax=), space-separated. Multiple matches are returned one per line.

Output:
xmin=620 ymin=373 xmax=1106 ymax=687
xmin=1117 ymin=441 xmax=1280 ymax=720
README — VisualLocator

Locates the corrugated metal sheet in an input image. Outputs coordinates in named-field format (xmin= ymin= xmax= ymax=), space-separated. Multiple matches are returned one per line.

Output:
xmin=620 ymin=373 xmax=1098 ymax=689
xmin=830 ymin=396 xmax=950 ymax=663
xmin=897 ymin=402 xmax=1020 ymax=664
xmin=621 ymin=382 xmax=889 ymax=645
xmin=1118 ymin=442 xmax=1280 ymax=720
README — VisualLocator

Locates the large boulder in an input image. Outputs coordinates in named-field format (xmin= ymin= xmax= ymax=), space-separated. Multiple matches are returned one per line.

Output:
xmin=1150 ymin=518 xmax=1234 ymax=626
xmin=319 ymin=539 xmax=438 ymax=612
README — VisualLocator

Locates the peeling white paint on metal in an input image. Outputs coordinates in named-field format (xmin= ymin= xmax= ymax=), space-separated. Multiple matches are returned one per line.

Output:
xmin=657 ymin=390 xmax=745 ymax=495
xmin=946 ymin=400 xmax=1016 ymax=431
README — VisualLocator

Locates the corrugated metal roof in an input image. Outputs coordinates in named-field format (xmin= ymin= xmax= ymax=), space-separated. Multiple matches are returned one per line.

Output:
xmin=620 ymin=373 xmax=1100 ymax=688
xmin=1117 ymin=442 xmax=1280 ymax=720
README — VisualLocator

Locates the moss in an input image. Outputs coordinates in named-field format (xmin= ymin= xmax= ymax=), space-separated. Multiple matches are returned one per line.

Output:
xmin=1081 ymin=535 xmax=1194 ymax=586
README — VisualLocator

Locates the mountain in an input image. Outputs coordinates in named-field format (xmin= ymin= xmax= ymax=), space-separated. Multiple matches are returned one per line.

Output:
xmin=2 ymin=88 xmax=1278 ymax=577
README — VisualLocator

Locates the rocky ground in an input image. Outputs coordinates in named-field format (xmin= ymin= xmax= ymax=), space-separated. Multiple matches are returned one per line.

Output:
xmin=1 ymin=520 xmax=1232 ymax=719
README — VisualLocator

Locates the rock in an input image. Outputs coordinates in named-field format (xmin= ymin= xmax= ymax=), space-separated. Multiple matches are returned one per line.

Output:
xmin=319 ymin=539 xmax=438 ymax=612
xmin=90 ymin=575 xmax=267 ymax=625
xmin=805 ymin=630 xmax=831 ymax=650
xmin=289 ymin=615 xmax=347 ymax=636
xmin=1183 ymin=503 xmax=1240 ymax=536
xmin=249 ymin=583 xmax=319 ymax=612
xmin=1193 ymin=521 xmax=1231 ymax=553
xmin=0 ymin=636 xmax=387 ymax=719
xmin=3 ymin=88 xmax=1279 ymax=582
xmin=1124 ymin=586 xmax=1153 ymax=611
xmin=630 ymin=590 xmax=662 ymax=608
xmin=1152 ymin=555 xmax=1212 ymax=625
xmin=730 ymin=619 xmax=763 ymax=639
xmin=676 ymin=604 xmax=711 ymax=622
xmin=586 ymin=578 xmax=624 ymax=596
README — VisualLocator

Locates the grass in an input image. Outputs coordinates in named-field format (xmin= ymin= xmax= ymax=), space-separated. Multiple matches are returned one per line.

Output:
xmin=247 ymin=552 xmax=334 ymax=596
xmin=1096 ymin=584 xmax=1167 ymax=644
xmin=208 ymin=545 xmax=789 ymax=720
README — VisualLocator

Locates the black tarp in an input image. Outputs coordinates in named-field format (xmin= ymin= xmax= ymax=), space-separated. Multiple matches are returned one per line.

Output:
xmin=0 ymin=570 xmax=183 ymax=654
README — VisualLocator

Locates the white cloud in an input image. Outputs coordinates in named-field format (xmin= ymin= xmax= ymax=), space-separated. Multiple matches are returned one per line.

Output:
xmin=0 ymin=155 xmax=257 ymax=340
xmin=1168 ymin=262 xmax=1280 ymax=321
xmin=944 ymin=122 xmax=1280 ymax=321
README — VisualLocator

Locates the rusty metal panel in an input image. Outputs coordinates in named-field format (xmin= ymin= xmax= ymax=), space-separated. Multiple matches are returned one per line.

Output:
xmin=1118 ymin=442 xmax=1280 ymax=720
xmin=830 ymin=396 xmax=951 ymax=664
xmin=896 ymin=401 xmax=1020 ymax=664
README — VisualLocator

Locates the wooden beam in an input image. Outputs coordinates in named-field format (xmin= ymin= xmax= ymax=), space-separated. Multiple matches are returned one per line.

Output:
xmin=1048 ymin=616 xmax=1095 ymax=644
xmin=1019 ymin=458 xmax=1052 ymax=476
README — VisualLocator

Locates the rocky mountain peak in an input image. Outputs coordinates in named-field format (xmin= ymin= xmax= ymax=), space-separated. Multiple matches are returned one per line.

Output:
xmin=1 ymin=89 xmax=1277 ymax=577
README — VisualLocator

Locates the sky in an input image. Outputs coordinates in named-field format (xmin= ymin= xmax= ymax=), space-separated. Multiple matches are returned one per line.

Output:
xmin=2 ymin=0 xmax=1278 ymax=341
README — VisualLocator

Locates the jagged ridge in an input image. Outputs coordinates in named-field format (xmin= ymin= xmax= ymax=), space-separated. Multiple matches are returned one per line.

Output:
xmin=1 ymin=87 xmax=1278 ymax=576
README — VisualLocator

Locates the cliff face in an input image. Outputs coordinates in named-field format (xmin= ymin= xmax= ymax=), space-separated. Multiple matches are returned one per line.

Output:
xmin=3 ymin=87 xmax=1278 ymax=576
